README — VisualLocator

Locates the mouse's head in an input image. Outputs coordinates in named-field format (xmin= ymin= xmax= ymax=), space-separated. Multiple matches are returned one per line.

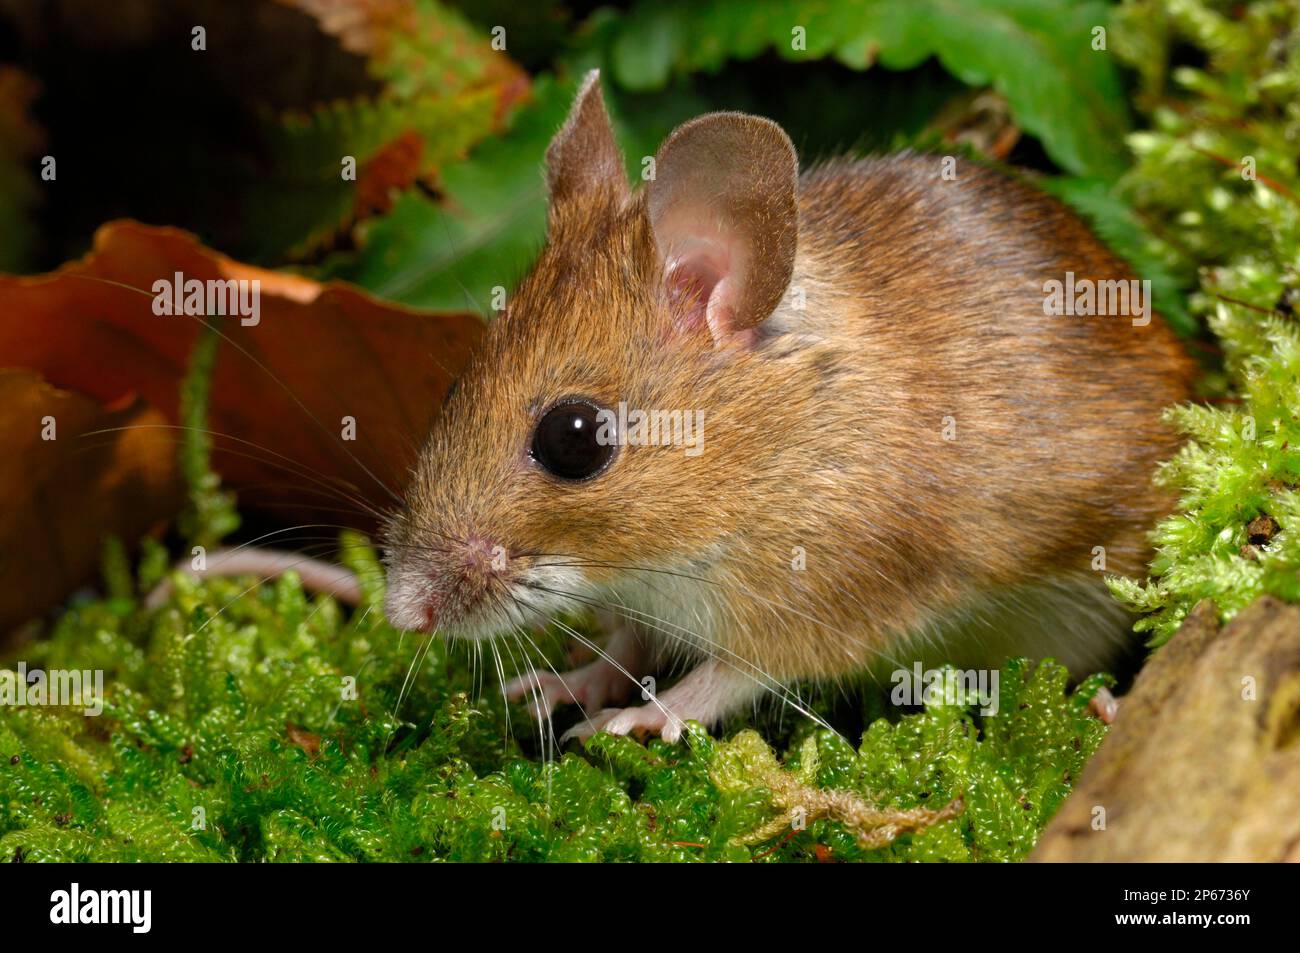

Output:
xmin=383 ymin=70 xmax=805 ymax=638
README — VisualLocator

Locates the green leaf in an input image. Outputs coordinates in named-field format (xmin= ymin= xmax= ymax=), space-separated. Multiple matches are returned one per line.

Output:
xmin=600 ymin=0 xmax=1131 ymax=178
xmin=319 ymin=75 xmax=577 ymax=312
xmin=223 ymin=0 xmax=529 ymax=262
xmin=246 ymin=85 xmax=513 ymax=261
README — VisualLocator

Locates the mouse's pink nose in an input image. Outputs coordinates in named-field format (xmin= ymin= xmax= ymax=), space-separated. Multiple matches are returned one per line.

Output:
xmin=384 ymin=581 xmax=441 ymax=632
xmin=383 ymin=533 xmax=509 ymax=634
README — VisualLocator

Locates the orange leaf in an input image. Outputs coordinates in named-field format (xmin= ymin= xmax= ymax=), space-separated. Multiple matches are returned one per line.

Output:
xmin=0 ymin=369 xmax=182 ymax=635
xmin=0 ymin=221 xmax=483 ymax=628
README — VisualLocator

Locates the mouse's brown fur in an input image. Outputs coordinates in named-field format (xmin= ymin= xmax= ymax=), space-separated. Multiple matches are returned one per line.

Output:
xmin=383 ymin=72 xmax=1195 ymax=739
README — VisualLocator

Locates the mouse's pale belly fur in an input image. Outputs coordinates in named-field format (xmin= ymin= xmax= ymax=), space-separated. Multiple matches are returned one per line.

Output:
xmin=607 ymin=156 xmax=1194 ymax=692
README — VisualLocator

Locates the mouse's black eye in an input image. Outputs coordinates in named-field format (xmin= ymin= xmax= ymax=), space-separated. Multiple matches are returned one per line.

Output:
xmin=530 ymin=399 xmax=615 ymax=481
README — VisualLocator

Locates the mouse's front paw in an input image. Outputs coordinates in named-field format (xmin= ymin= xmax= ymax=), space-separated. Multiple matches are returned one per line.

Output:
xmin=503 ymin=657 xmax=637 ymax=720
xmin=562 ymin=701 xmax=687 ymax=744
xmin=563 ymin=660 xmax=757 ymax=744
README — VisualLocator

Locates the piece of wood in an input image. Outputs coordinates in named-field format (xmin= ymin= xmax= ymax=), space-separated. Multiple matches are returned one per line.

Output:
xmin=1030 ymin=596 xmax=1300 ymax=861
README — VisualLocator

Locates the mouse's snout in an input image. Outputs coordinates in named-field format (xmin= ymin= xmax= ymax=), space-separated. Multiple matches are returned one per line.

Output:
xmin=383 ymin=582 xmax=439 ymax=633
xmin=383 ymin=528 xmax=516 ymax=638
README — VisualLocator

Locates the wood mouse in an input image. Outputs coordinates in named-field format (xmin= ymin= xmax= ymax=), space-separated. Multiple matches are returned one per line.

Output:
xmin=380 ymin=70 xmax=1196 ymax=742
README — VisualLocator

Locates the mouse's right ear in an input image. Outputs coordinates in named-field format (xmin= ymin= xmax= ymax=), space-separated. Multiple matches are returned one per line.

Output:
xmin=545 ymin=70 xmax=628 ymax=205
xmin=646 ymin=112 xmax=798 ymax=348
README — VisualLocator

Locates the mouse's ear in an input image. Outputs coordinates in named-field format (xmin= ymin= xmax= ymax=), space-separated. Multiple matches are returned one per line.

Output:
xmin=546 ymin=70 xmax=628 ymax=204
xmin=647 ymin=112 xmax=798 ymax=346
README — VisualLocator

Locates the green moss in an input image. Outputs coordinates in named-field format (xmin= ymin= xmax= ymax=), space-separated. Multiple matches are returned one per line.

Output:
xmin=1105 ymin=0 xmax=1300 ymax=643
xmin=176 ymin=320 xmax=240 ymax=551
xmin=0 ymin=548 xmax=1108 ymax=861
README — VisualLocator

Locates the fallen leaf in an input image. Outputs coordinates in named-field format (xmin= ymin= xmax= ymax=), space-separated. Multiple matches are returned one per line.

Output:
xmin=0 ymin=221 xmax=483 ymax=634
xmin=0 ymin=220 xmax=483 ymax=526
xmin=0 ymin=369 xmax=182 ymax=635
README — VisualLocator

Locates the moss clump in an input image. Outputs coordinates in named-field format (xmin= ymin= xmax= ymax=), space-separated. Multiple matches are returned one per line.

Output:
xmin=1105 ymin=0 xmax=1300 ymax=644
xmin=0 ymin=541 xmax=1107 ymax=861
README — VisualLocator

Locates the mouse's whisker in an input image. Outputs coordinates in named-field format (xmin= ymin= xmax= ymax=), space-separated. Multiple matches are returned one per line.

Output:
xmin=179 ymin=545 xmax=366 ymax=631
xmin=525 ymin=552 xmax=909 ymax=675
xmin=521 ymin=555 xmax=720 ymax=588
xmin=611 ymin=560 xmax=911 ymax=677
xmin=81 ymin=422 xmax=393 ymax=524
xmin=547 ymin=616 xmax=683 ymax=728
xmin=231 ymin=496 xmax=395 ymax=522
xmin=505 ymin=602 xmax=598 ymax=740
xmin=524 ymin=582 xmax=841 ymax=739
xmin=527 ymin=561 xmax=894 ymax=670
xmin=486 ymin=637 xmax=514 ymax=751
xmin=147 ymin=540 xmax=370 ymax=609
xmin=474 ymin=638 xmax=484 ymax=702
xmin=525 ymin=585 xmax=756 ymax=713
xmin=527 ymin=557 xmax=903 ymax=678
xmin=504 ymin=625 xmax=565 ymax=789
xmin=69 ymin=274 xmax=408 ymax=509
xmin=392 ymin=627 xmax=438 ymax=723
